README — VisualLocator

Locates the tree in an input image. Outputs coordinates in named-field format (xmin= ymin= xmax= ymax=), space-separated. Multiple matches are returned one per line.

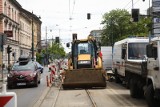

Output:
xmin=101 ymin=9 xmax=151 ymax=46
xmin=36 ymin=41 xmax=66 ymax=64
xmin=48 ymin=42 xmax=66 ymax=60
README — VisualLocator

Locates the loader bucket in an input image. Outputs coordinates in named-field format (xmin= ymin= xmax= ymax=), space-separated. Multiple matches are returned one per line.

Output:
xmin=62 ymin=68 xmax=106 ymax=89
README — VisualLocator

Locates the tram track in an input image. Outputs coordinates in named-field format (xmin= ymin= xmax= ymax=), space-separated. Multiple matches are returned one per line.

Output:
xmin=52 ymin=86 xmax=98 ymax=107
xmin=37 ymin=82 xmax=148 ymax=107
xmin=85 ymin=89 xmax=97 ymax=107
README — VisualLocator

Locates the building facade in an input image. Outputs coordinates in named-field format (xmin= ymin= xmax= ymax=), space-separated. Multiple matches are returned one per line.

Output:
xmin=0 ymin=0 xmax=42 ymax=67
xmin=19 ymin=11 xmax=32 ymax=56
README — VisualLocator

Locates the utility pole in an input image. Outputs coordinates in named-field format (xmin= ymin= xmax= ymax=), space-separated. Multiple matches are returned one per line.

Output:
xmin=7 ymin=45 xmax=12 ymax=73
xmin=1 ymin=35 xmax=4 ymax=81
xmin=1 ymin=34 xmax=6 ymax=81
xmin=132 ymin=0 xmax=134 ymax=8
xmin=46 ymin=26 xmax=48 ymax=65
xmin=32 ymin=11 xmax=34 ymax=61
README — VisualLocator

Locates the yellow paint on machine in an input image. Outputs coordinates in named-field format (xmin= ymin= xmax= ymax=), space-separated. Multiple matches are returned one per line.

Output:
xmin=78 ymin=54 xmax=91 ymax=61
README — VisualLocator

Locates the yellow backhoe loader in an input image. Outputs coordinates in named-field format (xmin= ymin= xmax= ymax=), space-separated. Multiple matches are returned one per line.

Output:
xmin=62 ymin=34 xmax=106 ymax=89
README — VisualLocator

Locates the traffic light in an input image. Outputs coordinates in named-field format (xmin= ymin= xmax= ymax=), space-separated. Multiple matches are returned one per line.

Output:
xmin=55 ymin=37 xmax=59 ymax=43
xmin=72 ymin=33 xmax=77 ymax=40
xmin=7 ymin=45 xmax=12 ymax=54
xmin=131 ymin=9 xmax=139 ymax=22
xmin=87 ymin=13 xmax=91 ymax=20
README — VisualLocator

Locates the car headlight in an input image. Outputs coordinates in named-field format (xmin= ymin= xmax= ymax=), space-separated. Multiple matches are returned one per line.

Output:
xmin=8 ymin=73 xmax=13 ymax=77
xmin=30 ymin=73 xmax=36 ymax=77
xmin=78 ymin=61 xmax=90 ymax=64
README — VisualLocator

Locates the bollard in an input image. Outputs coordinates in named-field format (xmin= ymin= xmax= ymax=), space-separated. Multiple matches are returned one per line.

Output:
xmin=52 ymin=73 xmax=54 ymax=81
xmin=46 ymin=76 xmax=49 ymax=87
xmin=50 ymin=74 xmax=52 ymax=84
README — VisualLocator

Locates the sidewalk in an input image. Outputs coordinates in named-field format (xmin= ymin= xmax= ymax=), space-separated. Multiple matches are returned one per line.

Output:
xmin=33 ymin=85 xmax=60 ymax=107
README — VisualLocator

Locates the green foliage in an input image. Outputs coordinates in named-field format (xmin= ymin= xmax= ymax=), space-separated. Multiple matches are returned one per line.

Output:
xmin=36 ymin=41 xmax=66 ymax=63
xmin=101 ymin=9 xmax=152 ymax=46
xmin=48 ymin=42 xmax=66 ymax=60
xmin=36 ymin=52 xmax=42 ymax=64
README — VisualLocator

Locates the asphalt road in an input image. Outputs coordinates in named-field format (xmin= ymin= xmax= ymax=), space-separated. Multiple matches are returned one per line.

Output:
xmin=7 ymin=67 xmax=49 ymax=107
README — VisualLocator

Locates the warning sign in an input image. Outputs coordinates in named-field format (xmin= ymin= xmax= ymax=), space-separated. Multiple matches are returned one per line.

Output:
xmin=0 ymin=84 xmax=17 ymax=107
xmin=0 ymin=96 xmax=13 ymax=107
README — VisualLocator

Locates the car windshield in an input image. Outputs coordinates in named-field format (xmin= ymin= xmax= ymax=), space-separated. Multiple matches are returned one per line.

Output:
xmin=12 ymin=61 xmax=35 ymax=71
xmin=36 ymin=62 xmax=43 ymax=68
xmin=128 ymin=43 xmax=148 ymax=60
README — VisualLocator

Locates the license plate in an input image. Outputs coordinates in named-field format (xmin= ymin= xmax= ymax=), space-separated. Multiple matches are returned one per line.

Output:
xmin=17 ymin=83 xmax=26 ymax=86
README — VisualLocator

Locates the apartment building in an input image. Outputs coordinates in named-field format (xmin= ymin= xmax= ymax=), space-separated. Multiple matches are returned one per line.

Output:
xmin=0 ymin=0 xmax=42 ymax=67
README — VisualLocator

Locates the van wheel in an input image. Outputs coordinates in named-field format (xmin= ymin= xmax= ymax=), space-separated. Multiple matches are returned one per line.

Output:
xmin=145 ymin=84 xmax=158 ymax=107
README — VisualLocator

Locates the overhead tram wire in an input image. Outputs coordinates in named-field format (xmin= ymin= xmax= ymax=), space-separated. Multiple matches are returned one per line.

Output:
xmin=69 ymin=0 xmax=71 ymax=20
xmin=68 ymin=0 xmax=76 ymax=33
xmin=71 ymin=0 xmax=76 ymax=19
xmin=123 ymin=0 xmax=132 ymax=9
xmin=69 ymin=0 xmax=76 ymax=20
xmin=126 ymin=0 xmax=141 ymax=10
xmin=122 ymin=0 xmax=141 ymax=10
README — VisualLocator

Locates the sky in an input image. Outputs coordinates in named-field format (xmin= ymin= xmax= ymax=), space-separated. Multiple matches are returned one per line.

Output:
xmin=17 ymin=0 xmax=150 ymax=52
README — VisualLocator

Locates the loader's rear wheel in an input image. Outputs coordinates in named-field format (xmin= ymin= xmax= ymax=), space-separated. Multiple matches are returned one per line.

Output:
xmin=145 ymin=84 xmax=159 ymax=107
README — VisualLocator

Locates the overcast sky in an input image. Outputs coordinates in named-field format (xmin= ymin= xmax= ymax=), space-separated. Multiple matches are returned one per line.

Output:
xmin=17 ymin=0 xmax=150 ymax=52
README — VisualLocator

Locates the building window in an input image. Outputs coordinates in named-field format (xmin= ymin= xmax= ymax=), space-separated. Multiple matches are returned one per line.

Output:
xmin=4 ymin=23 xmax=7 ymax=30
xmin=12 ymin=8 xmax=14 ymax=20
xmin=8 ymin=5 xmax=11 ymax=17
xmin=4 ymin=2 xmax=7 ymax=15
xmin=15 ymin=30 xmax=17 ymax=41
xmin=15 ymin=11 xmax=16 ymax=21
xmin=20 ymin=50 xmax=23 ymax=55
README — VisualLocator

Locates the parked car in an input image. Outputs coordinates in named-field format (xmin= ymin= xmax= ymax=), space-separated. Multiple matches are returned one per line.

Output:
xmin=35 ymin=62 xmax=44 ymax=73
xmin=7 ymin=60 xmax=41 ymax=89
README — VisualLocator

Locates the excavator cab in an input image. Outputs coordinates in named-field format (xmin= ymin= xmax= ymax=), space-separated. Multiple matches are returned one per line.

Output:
xmin=72 ymin=41 xmax=96 ymax=69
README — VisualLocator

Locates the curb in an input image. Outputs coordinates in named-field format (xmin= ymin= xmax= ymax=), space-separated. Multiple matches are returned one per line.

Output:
xmin=33 ymin=86 xmax=51 ymax=107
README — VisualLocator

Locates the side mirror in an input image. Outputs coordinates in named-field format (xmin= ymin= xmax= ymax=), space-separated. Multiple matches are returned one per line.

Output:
xmin=153 ymin=47 xmax=157 ymax=59
xmin=146 ymin=44 xmax=153 ymax=58
xmin=66 ymin=43 xmax=70 ymax=47
xmin=72 ymin=33 xmax=77 ymax=41
xmin=121 ymin=49 xmax=126 ymax=59
xmin=146 ymin=44 xmax=157 ymax=59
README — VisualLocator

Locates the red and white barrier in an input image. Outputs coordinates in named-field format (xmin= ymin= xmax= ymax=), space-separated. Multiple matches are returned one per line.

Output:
xmin=47 ymin=64 xmax=58 ymax=86
xmin=49 ymin=64 xmax=56 ymax=75
xmin=0 ymin=84 xmax=17 ymax=107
